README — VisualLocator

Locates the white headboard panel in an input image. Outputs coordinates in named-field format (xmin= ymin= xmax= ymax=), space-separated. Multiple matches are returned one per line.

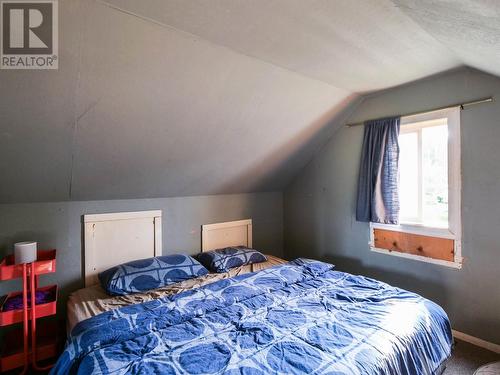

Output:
xmin=201 ymin=219 xmax=252 ymax=252
xmin=83 ymin=210 xmax=162 ymax=286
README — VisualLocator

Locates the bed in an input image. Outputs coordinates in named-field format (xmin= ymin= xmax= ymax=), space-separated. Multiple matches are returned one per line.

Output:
xmin=68 ymin=216 xmax=285 ymax=332
xmin=54 ymin=215 xmax=452 ymax=374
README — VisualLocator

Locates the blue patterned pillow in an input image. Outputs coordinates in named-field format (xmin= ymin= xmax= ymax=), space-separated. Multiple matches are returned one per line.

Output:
xmin=196 ymin=246 xmax=267 ymax=273
xmin=98 ymin=255 xmax=209 ymax=296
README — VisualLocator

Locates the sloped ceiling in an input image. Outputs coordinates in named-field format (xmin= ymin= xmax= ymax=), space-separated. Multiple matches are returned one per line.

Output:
xmin=101 ymin=0 xmax=460 ymax=92
xmin=0 ymin=0 xmax=498 ymax=203
xmin=392 ymin=0 xmax=500 ymax=79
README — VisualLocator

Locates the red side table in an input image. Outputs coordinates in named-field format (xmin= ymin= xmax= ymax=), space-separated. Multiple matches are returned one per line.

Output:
xmin=0 ymin=250 xmax=59 ymax=374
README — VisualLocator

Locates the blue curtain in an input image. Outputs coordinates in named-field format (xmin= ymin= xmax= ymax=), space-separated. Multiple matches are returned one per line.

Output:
xmin=356 ymin=117 xmax=400 ymax=224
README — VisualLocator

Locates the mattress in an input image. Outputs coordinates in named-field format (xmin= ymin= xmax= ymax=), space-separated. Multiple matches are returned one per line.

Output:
xmin=54 ymin=258 xmax=452 ymax=374
xmin=67 ymin=254 xmax=286 ymax=333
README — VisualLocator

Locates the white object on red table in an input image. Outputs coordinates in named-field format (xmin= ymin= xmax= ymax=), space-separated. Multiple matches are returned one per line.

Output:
xmin=14 ymin=242 xmax=37 ymax=264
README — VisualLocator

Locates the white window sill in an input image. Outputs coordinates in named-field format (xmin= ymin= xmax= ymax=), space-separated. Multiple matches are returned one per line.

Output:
xmin=370 ymin=246 xmax=463 ymax=269
xmin=370 ymin=222 xmax=456 ymax=239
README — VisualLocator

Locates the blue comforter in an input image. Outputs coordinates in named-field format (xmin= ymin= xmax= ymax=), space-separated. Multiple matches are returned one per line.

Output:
xmin=52 ymin=259 xmax=452 ymax=374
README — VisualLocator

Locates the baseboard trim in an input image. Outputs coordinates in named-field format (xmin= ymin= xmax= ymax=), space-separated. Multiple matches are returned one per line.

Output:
xmin=453 ymin=329 xmax=500 ymax=354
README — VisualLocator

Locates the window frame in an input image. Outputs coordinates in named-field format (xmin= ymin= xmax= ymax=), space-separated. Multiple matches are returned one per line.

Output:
xmin=369 ymin=107 xmax=462 ymax=269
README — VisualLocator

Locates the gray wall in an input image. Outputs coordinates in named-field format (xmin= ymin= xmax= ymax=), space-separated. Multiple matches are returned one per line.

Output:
xmin=0 ymin=192 xmax=283 ymax=317
xmin=284 ymin=68 xmax=500 ymax=344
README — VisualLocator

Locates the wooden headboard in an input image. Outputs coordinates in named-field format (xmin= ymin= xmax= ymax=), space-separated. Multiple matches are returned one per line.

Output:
xmin=201 ymin=219 xmax=252 ymax=252
xmin=83 ymin=210 xmax=162 ymax=286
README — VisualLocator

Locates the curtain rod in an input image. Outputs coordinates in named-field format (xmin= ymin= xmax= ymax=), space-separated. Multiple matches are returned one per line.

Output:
xmin=345 ymin=97 xmax=494 ymax=127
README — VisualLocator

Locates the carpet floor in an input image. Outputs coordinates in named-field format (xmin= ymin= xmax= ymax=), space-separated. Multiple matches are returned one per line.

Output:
xmin=444 ymin=339 xmax=500 ymax=374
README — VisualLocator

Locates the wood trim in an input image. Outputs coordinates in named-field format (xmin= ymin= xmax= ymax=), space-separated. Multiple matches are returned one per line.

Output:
xmin=453 ymin=330 xmax=500 ymax=354
xmin=84 ymin=210 xmax=162 ymax=222
xmin=201 ymin=219 xmax=252 ymax=231
xmin=373 ymin=228 xmax=454 ymax=262
xmin=153 ymin=216 xmax=162 ymax=257
xmin=247 ymin=222 xmax=253 ymax=248
xmin=371 ymin=222 xmax=455 ymax=238
xmin=371 ymin=247 xmax=462 ymax=269
xmin=201 ymin=219 xmax=252 ymax=252
xmin=83 ymin=210 xmax=162 ymax=286
xmin=84 ymin=223 xmax=96 ymax=287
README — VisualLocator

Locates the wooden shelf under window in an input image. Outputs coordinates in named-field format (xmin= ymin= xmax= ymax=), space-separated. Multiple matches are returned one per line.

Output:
xmin=373 ymin=228 xmax=454 ymax=262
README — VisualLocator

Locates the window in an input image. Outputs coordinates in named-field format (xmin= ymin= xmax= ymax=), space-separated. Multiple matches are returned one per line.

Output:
xmin=370 ymin=107 xmax=462 ymax=268
xmin=400 ymin=119 xmax=449 ymax=227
